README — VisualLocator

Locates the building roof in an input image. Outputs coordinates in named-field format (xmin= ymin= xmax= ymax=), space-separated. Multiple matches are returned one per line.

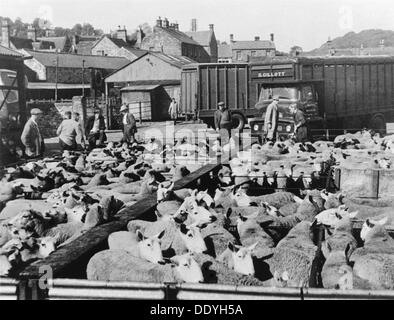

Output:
xmin=231 ymin=40 xmax=276 ymax=50
xmin=121 ymin=80 xmax=180 ymax=86
xmin=9 ymin=37 xmax=33 ymax=50
xmin=120 ymin=84 xmax=161 ymax=91
xmin=27 ymin=82 xmax=91 ymax=90
xmin=218 ymin=44 xmax=232 ymax=58
xmin=37 ymin=36 xmax=68 ymax=51
xmin=91 ymin=35 xmax=135 ymax=51
xmin=24 ymin=50 xmax=130 ymax=70
xmin=184 ymin=31 xmax=213 ymax=46
xmin=0 ymin=44 xmax=24 ymax=57
xmin=155 ymin=27 xmax=201 ymax=46
xmin=120 ymin=47 xmax=148 ymax=58
xmin=75 ymin=41 xmax=96 ymax=55
xmin=149 ymin=51 xmax=196 ymax=68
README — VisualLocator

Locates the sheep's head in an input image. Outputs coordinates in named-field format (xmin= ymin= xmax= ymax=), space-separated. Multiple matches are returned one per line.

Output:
xmin=178 ymin=223 xmax=207 ymax=254
xmin=136 ymin=230 xmax=165 ymax=264
xmin=273 ymin=271 xmax=290 ymax=287
xmin=38 ymin=237 xmax=56 ymax=257
xmin=228 ymin=242 xmax=257 ymax=276
xmin=231 ymin=186 xmax=251 ymax=207
xmin=170 ymin=253 xmax=204 ymax=283
xmin=236 ymin=212 xmax=259 ymax=235
xmin=262 ymin=202 xmax=281 ymax=217
xmin=157 ymin=182 xmax=174 ymax=203
xmin=360 ymin=217 xmax=388 ymax=241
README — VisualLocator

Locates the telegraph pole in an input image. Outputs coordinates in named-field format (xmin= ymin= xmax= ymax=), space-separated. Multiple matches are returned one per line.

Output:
xmin=55 ymin=50 xmax=59 ymax=101
xmin=82 ymin=59 xmax=85 ymax=97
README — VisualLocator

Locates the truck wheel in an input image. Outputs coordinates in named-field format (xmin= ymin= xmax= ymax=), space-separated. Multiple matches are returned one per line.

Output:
xmin=231 ymin=113 xmax=245 ymax=131
xmin=370 ymin=115 xmax=386 ymax=135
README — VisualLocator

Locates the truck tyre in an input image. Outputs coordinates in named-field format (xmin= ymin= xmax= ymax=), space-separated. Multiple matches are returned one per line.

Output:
xmin=370 ymin=115 xmax=386 ymax=135
xmin=231 ymin=113 xmax=245 ymax=131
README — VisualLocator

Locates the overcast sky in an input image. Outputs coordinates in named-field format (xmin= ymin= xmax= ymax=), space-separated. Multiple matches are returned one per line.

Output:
xmin=1 ymin=0 xmax=394 ymax=51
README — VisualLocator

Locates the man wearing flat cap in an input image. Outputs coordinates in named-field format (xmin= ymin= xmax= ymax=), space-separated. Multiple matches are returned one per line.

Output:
xmin=214 ymin=101 xmax=233 ymax=142
xmin=21 ymin=108 xmax=45 ymax=158
xmin=85 ymin=107 xmax=106 ymax=149
xmin=264 ymin=95 xmax=280 ymax=142
xmin=120 ymin=103 xmax=137 ymax=143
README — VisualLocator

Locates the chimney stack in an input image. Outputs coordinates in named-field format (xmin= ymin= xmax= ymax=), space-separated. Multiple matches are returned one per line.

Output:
xmin=209 ymin=24 xmax=214 ymax=31
xmin=136 ymin=27 xmax=143 ymax=48
xmin=254 ymin=36 xmax=260 ymax=41
xmin=156 ymin=17 xmax=163 ymax=28
xmin=27 ymin=25 xmax=37 ymax=42
xmin=116 ymin=26 xmax=127 ymax=42
xmin=174 ymin=22 xmax=179 ymax=31
xmin=270 ymin=33 xmax=274 ymax=42
xmin=230 ymin=34 xmax=234 ymax=43
xmin=191 ymin=18 xmax=197 ymax=32
xmin=163 ymin=18 xmax=169 ymax=28
xmin=1 ymin=20 xmax=10 ymax=48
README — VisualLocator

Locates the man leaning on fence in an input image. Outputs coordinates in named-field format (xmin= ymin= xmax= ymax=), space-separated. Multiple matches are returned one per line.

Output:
xmin=85 ymin=107 xmax=107 ymax=149
xmin=57 ymin=111 xmax=86 ymax=151
xmin=120 ymin=104 xmax=137 ymax=144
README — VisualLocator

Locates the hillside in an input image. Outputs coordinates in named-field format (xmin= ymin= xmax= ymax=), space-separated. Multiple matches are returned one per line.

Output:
xmin=310 ymin=29 xmax=394 ymax=53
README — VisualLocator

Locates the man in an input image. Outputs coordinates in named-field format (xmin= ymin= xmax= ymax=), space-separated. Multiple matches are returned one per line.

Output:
xmin=120 ymin=104 xmax=137 ymax=143
xmin=264 ymin=95 xmax=279 ymax=142
xmin=85 ymin=108 xmax=106 ymax=149
xmin=168 ymin=98 xmax=178 ymax=124
xmin=21 ymin=108 xmax=45 ymax=158
xmin=290 ymin=103 xmax=308 ymax=142
xmin=214 ymin=101 xmax=232 ymax=141
xmin=56 ymin=111 xmax=85 ymax=151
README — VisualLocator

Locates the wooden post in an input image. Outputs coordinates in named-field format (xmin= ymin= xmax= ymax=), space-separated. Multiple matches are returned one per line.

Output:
xmin=139 ymin=101 xmax=142 ymax=125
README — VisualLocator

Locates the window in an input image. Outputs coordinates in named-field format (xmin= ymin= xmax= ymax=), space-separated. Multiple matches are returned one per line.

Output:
xmin=236 ymin=51 xmax=241 ymax=60
xmin=251 ymin=51 xmax=256 ymax=57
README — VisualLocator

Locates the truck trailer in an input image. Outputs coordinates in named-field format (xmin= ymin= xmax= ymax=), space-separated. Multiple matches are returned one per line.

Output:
xmin=181 ymin=55 xmax=394 ymax=138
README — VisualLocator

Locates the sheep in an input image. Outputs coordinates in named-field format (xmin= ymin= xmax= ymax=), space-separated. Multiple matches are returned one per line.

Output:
xmin=217 ymin=242 xmax=258 ymax=276
xmin=359 ymin=217 xmax=389 ymax=242
xmin=192 ymin=253 xmax=266 ymax=286
xmin=269 ymin=221 xmax=319 ymax=288
xmin=0 ymin=199 xmax=56 ymax=220
xmin=0 ymin=182 xmax=24 ymax=203
xmin=200 ymin=222 xmax=237 ymax=257
xmin=86 ymin=250 xmax=203 ymax=283
xmin=350 ymin=224 xmax=394 ymax=290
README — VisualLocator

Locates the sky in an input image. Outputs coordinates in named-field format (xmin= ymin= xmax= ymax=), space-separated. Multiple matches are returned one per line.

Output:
xmin=1 ymin=0 xmax=394 ymax=52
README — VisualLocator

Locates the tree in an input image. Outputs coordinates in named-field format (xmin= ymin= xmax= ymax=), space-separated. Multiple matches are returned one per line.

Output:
xmin=54 ymin=26 xmax=69 ymax=37
xmin=290 ymin=45 xmax=303 ymax=56
xmin=71 ymin=23 xmax=83 ymax=35
xmin=82 ymin=23 xmax=94 ymax=36
xmin=14 ymin=17 xmax=28 ymax=38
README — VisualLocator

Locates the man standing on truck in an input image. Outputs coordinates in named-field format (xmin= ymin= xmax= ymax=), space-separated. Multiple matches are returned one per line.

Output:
xmin=21 ymin=108 xmax=45 ymax=158
xmin=214 ymin=101 xmax=232 ymax=142
xmin=264 ymin=96 xmax=279 ymax=142
xmin=290 ymin=103 xmax=308 ymax=142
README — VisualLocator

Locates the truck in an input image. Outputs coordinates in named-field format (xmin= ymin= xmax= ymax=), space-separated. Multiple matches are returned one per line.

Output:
xmin=180 ymin=55 xmax=394 ymax=138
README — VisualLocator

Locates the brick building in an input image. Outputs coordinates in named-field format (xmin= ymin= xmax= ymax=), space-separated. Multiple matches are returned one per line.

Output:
xmin=21 ymin=49 xmax=129 ymax=99
xmin=140 ymin=18 xmax=211 ymax=63
xmin=218 ymin=33 xmax=276 ymax=63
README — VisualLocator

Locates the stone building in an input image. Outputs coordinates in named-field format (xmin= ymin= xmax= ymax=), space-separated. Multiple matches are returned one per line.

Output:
xmin=184 ymin=19 xmax=218 ymax=62
xmin=140 ymin=17 xmax=210 ymax=63
xmin=218 ymin=33 xmax=276 ymax=63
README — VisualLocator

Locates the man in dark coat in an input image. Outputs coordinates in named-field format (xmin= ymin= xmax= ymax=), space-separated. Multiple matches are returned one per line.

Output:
xmin=85 ymin=108 xmax=106 ymax=149
xmin=290 ymin=103 xmax=308 ymax=142
xmin=214 ymin=101 xmax=232 ymax=142
xmin=120 ymin=104 xmax=137 ymax=143
xmin=21 ymin=108 xmax=45 ymax=158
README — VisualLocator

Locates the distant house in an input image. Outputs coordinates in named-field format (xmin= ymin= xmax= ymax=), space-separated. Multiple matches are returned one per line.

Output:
xmin=21 ymin=49 xmax=129 ymax=100
xmin=218 ymin=34 xmax=276 ymax=62
xmin=105 ymin=51 xmax=196 ymax=121
xmin=91 ymin=26 xmax=145 ymax=59
xmin=184 ymin=20 xmax=217 ymax=62
xmin=140 ymin=18 xmax=210 ymax=63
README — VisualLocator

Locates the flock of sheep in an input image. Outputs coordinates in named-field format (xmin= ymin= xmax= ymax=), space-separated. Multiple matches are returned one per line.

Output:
xmin=1 ymin=130 xmax=394 ymax=292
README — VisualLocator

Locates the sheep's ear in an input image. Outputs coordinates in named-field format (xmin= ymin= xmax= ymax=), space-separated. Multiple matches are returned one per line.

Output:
xmin=262 ymin=202 xmax=268 ymax=209
xmin=155 ymin=210 xmax=162 ymax=219
xmin=320 ymin=192 xmax=328 ymax=201
xmin=180 ymin=223 xmax=188 ymax=235
xmin=282 ymin=271 xmax=289 ymax=281
xmin=228 ymin=242 xmax=238 ymax=252
xmin=326 ymin=241 xmax=332 ymax=253
xmin=226 ymin=208 xmax=232 ymax=218
xmin=366 ymin=219 xmax=374 ymax=228
xmin=155 ymin=230 xmax=165 ymax=239
xmin=136 ymin=230 xmax=145 ymax=241
xmin=170 ymin=256 xmax=180 ymax=265
xmin=345 ymin=243 xmax=351 ymax=262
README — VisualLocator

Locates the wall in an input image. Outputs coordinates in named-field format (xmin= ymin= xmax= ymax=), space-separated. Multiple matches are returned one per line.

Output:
xmin=208 ymin=33 xmax=218 ymax=62
xmin=116 ymin=47 xmax=139 ymax=61
xmin=24 ymin=57 xmax=46 ymax=81
xmin=91 ymin=37 xmax=120 ymax=56
xmin=232 ymin=48 xmax=275 ymax=62
xmin=141 ymin=28 xmax=182 ymax=56
xmin=181 ymin=43 xmax=210 ymax=63
xmin=46 ymin=66 xmax=92 ymax=84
